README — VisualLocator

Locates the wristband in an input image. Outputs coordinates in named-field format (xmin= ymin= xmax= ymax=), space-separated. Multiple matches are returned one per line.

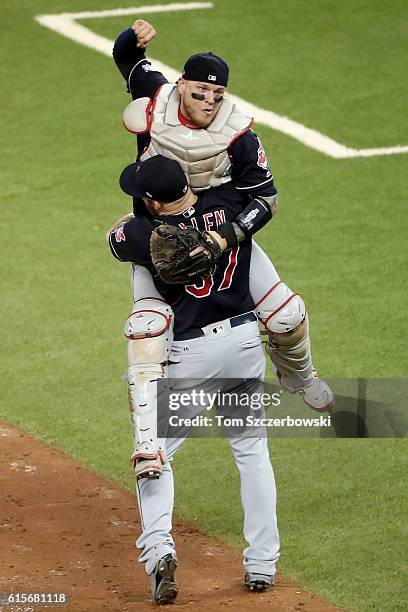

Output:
xmin=217 ymin=222 xmax=239 ymax=248
xmin=235 ymin=198 xmax=272 ymax=238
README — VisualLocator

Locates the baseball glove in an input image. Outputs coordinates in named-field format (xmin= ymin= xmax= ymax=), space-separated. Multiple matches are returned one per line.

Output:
xmin=150 ymin=224 xmax=222 ymax=285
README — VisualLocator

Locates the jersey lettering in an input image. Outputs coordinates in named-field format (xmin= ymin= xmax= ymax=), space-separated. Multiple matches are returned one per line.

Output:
xmin=179 ymin=210 xmax=225 ymax=232
xmin=203 ymin=213 xmax=215 ymax=231
xmin=214 ymin=210 xmax=226 ymax=225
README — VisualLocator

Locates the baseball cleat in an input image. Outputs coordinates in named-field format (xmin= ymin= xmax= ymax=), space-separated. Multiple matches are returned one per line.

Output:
xmin=245 ymin=572 xmax=274 ymax=592
xmin=150 ymin=554 xmax=178 ymax=605
xmin=278 ymin=369 xmax=335 ymax=413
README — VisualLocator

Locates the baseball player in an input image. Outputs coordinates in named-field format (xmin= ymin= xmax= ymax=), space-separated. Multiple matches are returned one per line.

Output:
xmin=112 ymin=20 xmax=334 ymax=425
xmin=107 ymin=155 xmax=280 ymax=604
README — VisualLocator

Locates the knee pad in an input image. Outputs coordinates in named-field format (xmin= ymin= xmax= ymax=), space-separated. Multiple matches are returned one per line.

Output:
xmin=124 ymin=299 xmax=174 ymax=463
xmin=125 ymin=298 xmax=173 ymax=380
xmin=125 ymin=298 xmax=173 ymax=341
xmin=255 ymin=281 xmax=305 ymax=336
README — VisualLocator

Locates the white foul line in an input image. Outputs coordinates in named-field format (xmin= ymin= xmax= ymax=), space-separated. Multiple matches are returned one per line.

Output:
xmin=35 ymin=3 xmax=408 ymax=159
xmin=59 ymin=2 xmax=213 ymax=19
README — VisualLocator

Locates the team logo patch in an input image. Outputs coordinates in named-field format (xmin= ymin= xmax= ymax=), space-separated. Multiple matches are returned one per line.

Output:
xmin=257 ymin=139 xmax=269 ymax=170
xmin=115 ymin=225 xmax=126 ymax=242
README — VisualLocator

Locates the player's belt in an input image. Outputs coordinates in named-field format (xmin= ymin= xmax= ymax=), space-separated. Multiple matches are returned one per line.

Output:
xmin=174 ymin=312 xmax=257 ymax=341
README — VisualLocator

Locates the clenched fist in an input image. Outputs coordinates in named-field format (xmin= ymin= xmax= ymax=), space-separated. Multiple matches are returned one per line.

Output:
xmin=132 ymin=19 xmax=156 ymax=48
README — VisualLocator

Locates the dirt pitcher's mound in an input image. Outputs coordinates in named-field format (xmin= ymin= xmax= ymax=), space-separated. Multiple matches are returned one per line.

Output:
xmin=0 ymin=422 xmax=339 ymax=611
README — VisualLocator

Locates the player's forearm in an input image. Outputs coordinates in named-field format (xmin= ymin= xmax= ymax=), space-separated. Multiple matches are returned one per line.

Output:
xmin=113 ymin=28 xmax=146 ymax=81
xmin=216 ymin=195 xmax=277 ymax=248
xmin=207 ymin=231 xmax=228 ymax=251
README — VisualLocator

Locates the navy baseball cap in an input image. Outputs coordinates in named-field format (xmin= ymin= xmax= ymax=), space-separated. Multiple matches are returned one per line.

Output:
xmin=182 ymin=52 xmax=229 ymax=87
xmin=119 ymin=155 xmax=189 ymax=203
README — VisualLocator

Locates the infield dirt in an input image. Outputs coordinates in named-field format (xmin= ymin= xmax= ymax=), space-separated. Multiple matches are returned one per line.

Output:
xmin=0 ymin=422 xmax=340 ymax=611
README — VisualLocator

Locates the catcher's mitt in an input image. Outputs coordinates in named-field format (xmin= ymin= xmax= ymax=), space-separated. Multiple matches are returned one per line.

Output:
xmin=150 ymin=224 xmax=222 ymax=285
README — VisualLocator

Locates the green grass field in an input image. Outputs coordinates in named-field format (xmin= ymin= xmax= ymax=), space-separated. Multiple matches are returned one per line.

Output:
xmin=1 ymin=1 xmax=407 ymax=610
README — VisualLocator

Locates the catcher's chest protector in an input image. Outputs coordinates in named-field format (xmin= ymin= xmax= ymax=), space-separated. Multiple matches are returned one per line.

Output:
xmin=142 ymin=85 xmax=252 ymax=191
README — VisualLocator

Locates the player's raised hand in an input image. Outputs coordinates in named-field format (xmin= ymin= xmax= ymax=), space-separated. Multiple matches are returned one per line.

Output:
xmin=132 ymin=19 xmax=156 ymax=48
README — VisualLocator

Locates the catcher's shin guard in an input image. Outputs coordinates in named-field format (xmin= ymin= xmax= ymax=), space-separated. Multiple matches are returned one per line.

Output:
xmin=255 ymin=282 xmax=314 ymax=390
xmin=124 ymin=299 xmax=173 ymax=479
xmin=256 ymin=283 xmax=334 ymax=412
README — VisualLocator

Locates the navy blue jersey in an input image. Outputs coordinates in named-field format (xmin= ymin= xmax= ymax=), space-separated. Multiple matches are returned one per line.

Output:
xmin=113 ymin=28 xmax=277 ymax=203
xmin=108 ymin=183 xmax=255 ymax=335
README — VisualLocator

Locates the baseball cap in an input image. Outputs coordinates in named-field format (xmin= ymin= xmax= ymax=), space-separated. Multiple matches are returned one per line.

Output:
xmin=182 ymin=52 xmax=229 ymax=87
xmin=119 ymin=155 xmax=189 ymax=203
